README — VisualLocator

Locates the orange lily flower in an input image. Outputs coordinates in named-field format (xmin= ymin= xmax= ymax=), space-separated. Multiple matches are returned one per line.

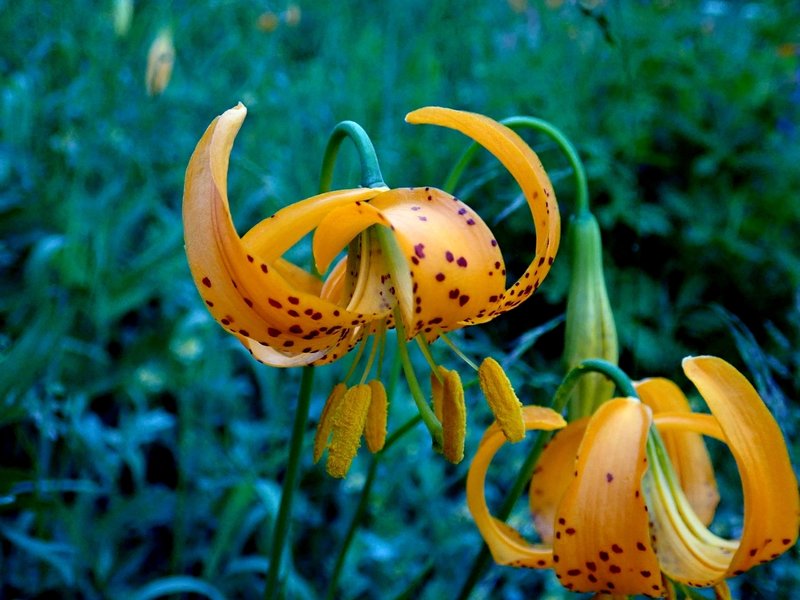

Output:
xmin=183 ymin=103 xmax=559 ymax=368
xmin=183 ymin=104 xmax=560 ymax=474
xmin=467 ymin=356 xmax=799 ymax=597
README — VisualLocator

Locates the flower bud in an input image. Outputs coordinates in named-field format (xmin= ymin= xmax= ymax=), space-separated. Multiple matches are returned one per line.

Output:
xmin=145 ymin=28 xmax=175 ymax=96
xmin=563 ymin=211 xmax=618 ymax=417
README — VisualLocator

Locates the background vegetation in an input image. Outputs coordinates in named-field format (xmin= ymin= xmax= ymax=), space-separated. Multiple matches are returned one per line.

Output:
xmin=2 ymin=0 xmax=799 ymax=598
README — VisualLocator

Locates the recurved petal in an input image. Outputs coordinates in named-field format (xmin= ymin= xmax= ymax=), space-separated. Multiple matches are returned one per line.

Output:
xmin=553 ymin=398 xmax=662 ymax=596
xmin=635 ymin=377 xmax=719 ymax=526
xmin=529 ymin=417 xmax=588 ymax=544
xmin=183 ymin=105 xmax=367 ymax=364
xmin=405 ymin=107 xmax=560 ymax=319
xmin=242 ymin=187 xmax=384 ymax=264
xmin=683 ymin=356 xmax=800 ymax=576
xmin=467 ymin=405 xmax=566 ymax=569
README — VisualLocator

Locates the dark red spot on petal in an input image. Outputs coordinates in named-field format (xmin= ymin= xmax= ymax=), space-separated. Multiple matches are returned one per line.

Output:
xmin=268 ymin=298 xmax=282 ymax=309
xmin=202 ymin=277 xmax=212 ymax=287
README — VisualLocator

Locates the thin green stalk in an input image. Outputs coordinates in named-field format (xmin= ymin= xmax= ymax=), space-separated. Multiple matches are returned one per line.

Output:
xmin=443 ymin=116 xmax=589 ymax=214
xmin=455 ymin=358 xmax=637 ymax=599
xmin=264 ymin=365 xmax=315 ymax=600
xmin=319 ymin=121 xmax=386 ymax=191
xmin=393 ymin=314 xmax=443 ymax=449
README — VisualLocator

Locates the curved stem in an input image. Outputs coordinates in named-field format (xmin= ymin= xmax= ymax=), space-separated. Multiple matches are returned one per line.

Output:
xmin=553 ymin=358 xmax=638 ymax=410
xmin=264 ymin=365 xmax=315 ymax=600
xmin=319 ymin=121 xmax=386 ymax=191
xmin=443 ymin=116 xmax=589 ymax=214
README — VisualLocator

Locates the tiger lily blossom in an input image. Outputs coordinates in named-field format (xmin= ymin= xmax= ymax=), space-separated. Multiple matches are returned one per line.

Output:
xmin=183 ymin=104 xmax=560 ymax=471
xmin=467 ymin=356 xmax=799 ymax=597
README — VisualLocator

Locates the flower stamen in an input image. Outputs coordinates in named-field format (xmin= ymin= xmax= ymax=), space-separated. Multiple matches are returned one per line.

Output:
xmin=478 ymin=357 xmax=525 ymax=442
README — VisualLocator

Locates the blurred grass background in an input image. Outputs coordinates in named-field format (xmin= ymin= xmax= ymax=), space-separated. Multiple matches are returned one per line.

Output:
xmin=1 ymin=0 xmax=799 ymax=598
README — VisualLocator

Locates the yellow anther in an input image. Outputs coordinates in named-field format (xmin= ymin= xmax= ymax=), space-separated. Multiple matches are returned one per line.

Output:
xmin=430 ymin=367 xmax=446 ymax=422
xmin=440 ymin=368 xmax=466 ymax=463
xmin=313 ymin=383 xmax=347 ymax=463
xmin=364 ymin=380 xmax=388 ymax=453
xmin=326 ymin=384 xmax=372 ymax=478
xmin=478 ymin=357 xmax=525 ymax=442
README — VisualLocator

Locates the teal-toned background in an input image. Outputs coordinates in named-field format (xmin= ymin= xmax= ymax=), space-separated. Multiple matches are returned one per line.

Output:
xmin=2 ymin=1 xmax=799 ymax=598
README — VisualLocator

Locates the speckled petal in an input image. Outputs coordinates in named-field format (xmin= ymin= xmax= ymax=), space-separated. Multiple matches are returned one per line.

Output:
xmin=183 ymin=104 xmax=370 ymax=365
xmin=467 ymin=406 xmax=566 ymax=569
xmin=636 ymin=378 xmax=719 ymax=526
xmin=529 ymin=417 xmax=588 ymax=544
xmin=371 ymin=187 xmax=506 ymax=336
xmin=683 ymin=356 xmax=799 ymax=579
xmin=405 ymin=107 xmax=560 ymax=321
xmin=553 ymin=398 xmax=662 ymax=596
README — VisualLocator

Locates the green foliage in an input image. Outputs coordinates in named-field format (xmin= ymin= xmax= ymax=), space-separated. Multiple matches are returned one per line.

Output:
xmin=1 ymin=0 xmax=799 ymax=598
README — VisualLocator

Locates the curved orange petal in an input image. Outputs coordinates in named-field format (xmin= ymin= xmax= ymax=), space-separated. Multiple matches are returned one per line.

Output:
xmin=529 ymin=417 xmax=588 ymax=544
xmin=183 ymin=105 xmax=370 ymax=365
xmin=553 ymin=398 xmax=662 ymax=596
xmin=466 ymin=406 xmax=566 ymax=568
xmin=636 ymin=378 xmax=719 ymax=526
xmin=405 ymin=107 xmax=560 ymax=321
xmin=683 ymin=356 xmax=800 ymax=576
xmin=242 ymin=187 xmax=385 ymax=263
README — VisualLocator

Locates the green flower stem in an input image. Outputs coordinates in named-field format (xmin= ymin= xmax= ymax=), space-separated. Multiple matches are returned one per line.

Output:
xmin=393 ymin=315 xmax=443 ymax=450
xmin=455 ymin=358 xmax=637 ymax=599
xmin=443 ymin=116 xmax=589 ymax=215
xmin=554 ymin=358 xmax=638 ymax=405
xmin=319 ymin=121 xmax=386 ymax=191
xmin=264 ymin=365 xmax=315 ymax=600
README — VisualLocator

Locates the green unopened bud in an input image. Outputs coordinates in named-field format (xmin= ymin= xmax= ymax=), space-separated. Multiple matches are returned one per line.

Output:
xmin=563 ymin=211 xmax=618 ymax=418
